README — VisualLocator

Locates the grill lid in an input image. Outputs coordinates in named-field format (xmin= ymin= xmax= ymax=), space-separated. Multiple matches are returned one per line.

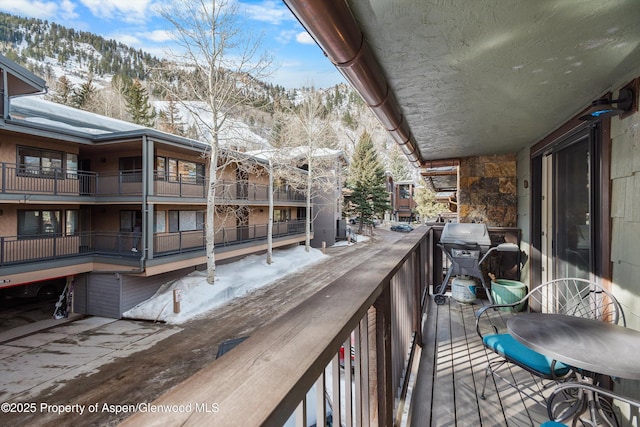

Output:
xmin=439 ymin=223 xmax=491 ymax=247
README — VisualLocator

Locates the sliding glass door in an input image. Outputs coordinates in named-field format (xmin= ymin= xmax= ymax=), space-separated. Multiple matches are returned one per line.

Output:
xmin=553 ymin=133 xmax=592 ymax=279
xmin=535 ymin=125 xmax=606 ymax=283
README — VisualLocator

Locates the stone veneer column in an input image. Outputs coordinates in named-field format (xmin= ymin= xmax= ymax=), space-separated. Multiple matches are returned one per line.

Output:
xmin=458 ymin=154 xmax=517 ymax=227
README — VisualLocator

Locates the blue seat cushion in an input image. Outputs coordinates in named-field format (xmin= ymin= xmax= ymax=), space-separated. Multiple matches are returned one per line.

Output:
xmin=483 ymin=333 xmax=570 ymax=377
xmin=540 ymin=422 xmax=568 ymax=427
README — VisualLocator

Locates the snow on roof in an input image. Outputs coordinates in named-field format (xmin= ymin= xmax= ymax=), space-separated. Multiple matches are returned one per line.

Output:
xmin=245 ymin=147 xmax=348 ymax=169
xmin=7 ymin=96 xmax=210 ymax=152
xmin=10 ymin=96 xmax=144 ymax=135
xmin=287 ymin=146 xmax=345 ymax=158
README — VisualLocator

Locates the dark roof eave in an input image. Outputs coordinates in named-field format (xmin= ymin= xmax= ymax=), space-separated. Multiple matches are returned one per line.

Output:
xmin=92 ymin=128 xmax=211 ymax=151
xmin=0 ymin=53 xmax=47 ymax=96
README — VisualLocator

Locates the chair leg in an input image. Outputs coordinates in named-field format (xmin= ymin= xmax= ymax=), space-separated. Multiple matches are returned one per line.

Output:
xmin=482 ymin=359 xmax=548 ymax=407
xmin=481 ymin=360 xmax=505 ymax=399
xmin=481 ymin=364 xmax=491 ymax=399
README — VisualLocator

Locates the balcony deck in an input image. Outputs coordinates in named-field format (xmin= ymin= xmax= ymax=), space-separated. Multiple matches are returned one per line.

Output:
xmin=410 ymin=295 xmax=550 ymax=427
xmin=120 ymin=227 xmax=551 ymax=427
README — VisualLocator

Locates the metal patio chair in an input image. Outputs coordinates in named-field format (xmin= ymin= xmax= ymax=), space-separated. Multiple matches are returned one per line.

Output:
xmin=545 ymin=381 xmax=640 ymax=427
xmin=475 ymin=277 xmax=626 ymax=405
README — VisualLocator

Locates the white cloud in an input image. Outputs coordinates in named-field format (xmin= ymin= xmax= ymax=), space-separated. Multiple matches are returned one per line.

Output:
xmin=296 ymin=32 xmax=315 ymax=45
xmin=59 ymin=0 xmax=79 ymax=20
xmin=79 ymin=0 xmax=154 ymax=23
xmin=275 ymin=29 xmax=297 ymax=44
xmin=111 ymin=33 xmax=142 ymax=47
xmin=141 ymin=29 xmax=174 ymax=43
xmin=241 ymin=0 xmax=295 ymax=25
xmin=2 ymin=0 xmax=63 ymax=19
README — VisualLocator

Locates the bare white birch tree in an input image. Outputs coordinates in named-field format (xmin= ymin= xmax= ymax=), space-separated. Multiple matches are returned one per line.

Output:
xmin=259 ymin=149 xmax=307 ymax=263
xmin=157 ymin=0 xmax=274 ymax=283
xmin=266 ymin=157 xmax=274 ymax=264
xmin=277 ymin=93 xmax=341 ymax=251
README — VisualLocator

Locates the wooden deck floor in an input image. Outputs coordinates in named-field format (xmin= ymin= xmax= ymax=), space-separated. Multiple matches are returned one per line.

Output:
xmin=407 ymin=296 xmax=551 ymax=427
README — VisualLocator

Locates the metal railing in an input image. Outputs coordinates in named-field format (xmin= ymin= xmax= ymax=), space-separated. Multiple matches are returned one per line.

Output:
xmin=121 ymin=227 xmax=432 ymax=427
xmin=1 ymin=163 xmax=95 ymax=195
xmin=1 ymin=163 xmax=307 ymax=202
xmin=213 ymin=179 xmax=306 ymax=202
xmin=0 ymin=220 xmax=310 ymax=266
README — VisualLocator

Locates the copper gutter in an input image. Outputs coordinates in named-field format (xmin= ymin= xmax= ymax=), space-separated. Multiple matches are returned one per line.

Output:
xmin=283 ymin=0 xmax=422 ymax=167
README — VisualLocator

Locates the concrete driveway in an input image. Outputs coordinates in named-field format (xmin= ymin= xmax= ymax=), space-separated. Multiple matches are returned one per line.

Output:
xmin=0 ymin=316 xmax=180 ymax=401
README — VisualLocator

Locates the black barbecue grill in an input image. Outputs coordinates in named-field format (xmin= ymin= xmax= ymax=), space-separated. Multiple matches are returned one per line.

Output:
xmin=436 ymin=223 xmax=519 ymax=305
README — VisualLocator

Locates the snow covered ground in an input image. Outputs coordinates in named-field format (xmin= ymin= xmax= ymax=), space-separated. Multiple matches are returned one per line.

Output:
xmin=123 ymin=240 xmax=366 ymax=325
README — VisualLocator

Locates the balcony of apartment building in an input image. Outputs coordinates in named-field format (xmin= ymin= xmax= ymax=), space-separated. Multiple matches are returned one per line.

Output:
xmin=0 ymin=218 xmax=310 ymax=267
xmin=0 ymin=162 xmax=308 ymax=261
xmin=123 ymin=224 xmax=558 ymax=427
xmin=0 ymin=144 xmax=310 ymax=288
xmin=121 ymin=1 xmax=640 ymax=424
xmin=0 ymin=163 xmax=307 ymax=203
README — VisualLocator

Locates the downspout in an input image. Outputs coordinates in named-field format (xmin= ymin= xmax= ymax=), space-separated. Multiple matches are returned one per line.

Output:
xmin=283 ymin=0 xmax=421 ymax=167
xmin=139 ymin=135 xmax=149 ymax=272
xmin=2 ymin=69 xmax=8 ymax=121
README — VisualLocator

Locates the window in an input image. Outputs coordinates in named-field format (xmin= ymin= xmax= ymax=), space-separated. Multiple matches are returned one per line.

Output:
xmin=18 ymin=210 xmax=62 ymax=237
xmin=274 ymin=209 xmax=291 ymax=222
xmin=297 ymin=207 xmax=306 ymax=220
xmin=65 ymin=210 xmax=79 ymax=235
xmin=169 ymin=210 xmax=205 ymax=232
xmin=120 ymin=156 xmax=143 ymax=183
xmin=17 ymin=146 xmax=64 ymax=177
xmin=155 ymin=211 xmax=166 ymax=233
xmin=66 ymin=153 xmax=78 ymax=179
xmin=155 ymin=157 xmax=166 ymax=181
xmin=162 ymin=157 xmax=205 ymax=184
xmin=168 ymin=158 xmax=178 ymax=182
xmin=120 ymin=210 xmax=142 ymax=232
xmin=399 ymin=184 xmax=411 ymax=199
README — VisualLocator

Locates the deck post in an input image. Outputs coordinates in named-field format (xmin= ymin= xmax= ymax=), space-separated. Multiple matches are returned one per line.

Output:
xmin=414 ymin=246 xmax=424 ymax=344
xmin=369 ymin=285 xmax=393 ymax=427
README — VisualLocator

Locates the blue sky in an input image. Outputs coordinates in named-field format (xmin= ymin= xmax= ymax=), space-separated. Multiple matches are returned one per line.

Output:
xmin=0 ymin=0 xmax=345 ymax=89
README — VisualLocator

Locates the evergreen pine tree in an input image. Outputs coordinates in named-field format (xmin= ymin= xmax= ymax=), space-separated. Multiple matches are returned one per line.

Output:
xmin=125 ymin=79 xmax=156 ymax=127
xmin=71 ymin=76 xmax=97 ymax=110
xmin=158 ymin=94 xmax=184 ymax=135
xmin=388 ymin=143 xmax=412 ymax=181
xmin=348 ymin=130 xmax=389 ymax=230
xmin=50 ymin=75 xmax=73 ymax=105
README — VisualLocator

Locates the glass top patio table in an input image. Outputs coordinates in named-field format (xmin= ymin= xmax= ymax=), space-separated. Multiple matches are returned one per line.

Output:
xmin=507 ymin=313 xmax=640 ymax=379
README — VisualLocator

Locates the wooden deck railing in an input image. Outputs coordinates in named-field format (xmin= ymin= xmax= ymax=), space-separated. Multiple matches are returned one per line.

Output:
xmin=121 ymin=227 xmax=432 ymax=427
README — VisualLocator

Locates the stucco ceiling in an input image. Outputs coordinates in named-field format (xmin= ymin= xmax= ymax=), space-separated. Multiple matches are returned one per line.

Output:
xmin=343 ymin=0 xmax=640 ymax=162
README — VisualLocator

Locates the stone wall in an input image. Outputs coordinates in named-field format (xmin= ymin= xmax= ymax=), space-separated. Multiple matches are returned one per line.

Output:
xmin=458 ymin=154 xmax=517 ymax=227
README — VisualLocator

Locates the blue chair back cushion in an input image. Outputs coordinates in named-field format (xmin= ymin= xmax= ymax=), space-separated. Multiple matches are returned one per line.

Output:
xmin=483 ymin=333 xmax=570 ymax=376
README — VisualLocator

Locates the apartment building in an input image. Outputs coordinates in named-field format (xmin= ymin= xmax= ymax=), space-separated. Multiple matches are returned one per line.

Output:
xmin=0 ymin=54 xmax=309 ymax=318
xmin=393 ymin=180 xmax=417 ymax=223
